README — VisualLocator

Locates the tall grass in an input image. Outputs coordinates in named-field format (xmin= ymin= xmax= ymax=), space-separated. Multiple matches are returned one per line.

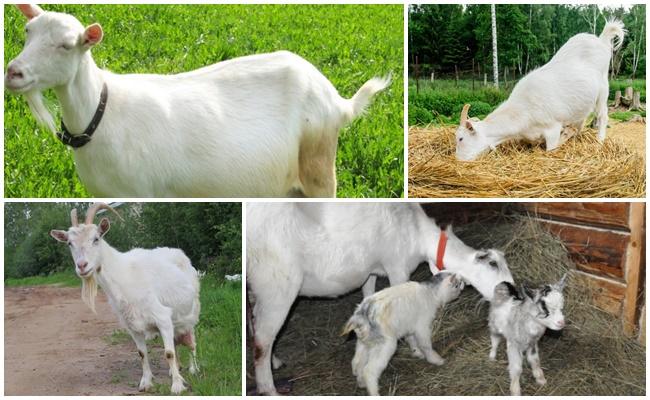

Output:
xmin=409 ymin=78 xmax=646 ymax=126
xmin=4 ymin=4 xmax=404 ymax=198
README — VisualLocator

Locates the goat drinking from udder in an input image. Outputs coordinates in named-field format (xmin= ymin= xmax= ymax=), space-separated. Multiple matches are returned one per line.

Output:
xmin=247 ymin=202 xmax=514 ymax=395
xmin=488 ymin=274 xmax=568 ymax=396
xmin=50 ymin=203 xmax=201 ymax=394
xmin=455 ymin=20 xmax=625 ymax=161
xmin=342 ymin=272 xmax=465 ymax=395
xmin=5 ymin=4 xmax=390 ymax=197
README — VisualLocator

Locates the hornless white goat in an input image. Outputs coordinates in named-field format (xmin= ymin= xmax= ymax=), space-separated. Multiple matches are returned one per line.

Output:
xmin=247 ymin=202 xmax=514 ymax=395
xmin=342 ymin=272 xmax=465 ymax=395
xmin=455 ymin=20 xmax=625 ymax=161
xmin=5 ymin=5 xmax=390 ymax=197
xmin=488 ymin=274 xmax=567 ymax=396
xmin=50 ymin=203 xmax=201 ymax=394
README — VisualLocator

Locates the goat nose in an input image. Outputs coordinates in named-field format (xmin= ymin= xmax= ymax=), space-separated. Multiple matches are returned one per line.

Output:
xmin=556 ymin=320 xmax=565 ymax=329
xmin=6 ymin=65 xmax=23 ymax=80
xmin=77 ymin=261 xmax=88 ymax=271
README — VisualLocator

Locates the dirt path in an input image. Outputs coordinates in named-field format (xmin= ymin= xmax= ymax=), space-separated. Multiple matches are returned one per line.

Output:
xmin=4 ymin=286 xmax=166 ymax=395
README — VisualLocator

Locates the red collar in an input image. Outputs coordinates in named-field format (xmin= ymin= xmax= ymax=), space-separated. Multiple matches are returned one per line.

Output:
xmin=435 ymin=230 xmax=448 ymax=271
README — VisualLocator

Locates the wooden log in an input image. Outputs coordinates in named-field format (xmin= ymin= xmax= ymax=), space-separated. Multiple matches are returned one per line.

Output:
xmin=614 ymin=90 xmax=622 ymax=107
xmin=573 ymin=271 xmax=626 ymax=315
xmin=523 ymin=202 xmax=630 ymax=231
xmin=631 ymin=91 xmax=642 ymax=110
xmin=541 ymin=221 xmax=628 ymax=280
xmin=639 ymin=305 xmax=646 ymax=346
xmin=622 ymin=203 xmax=644 ymax=335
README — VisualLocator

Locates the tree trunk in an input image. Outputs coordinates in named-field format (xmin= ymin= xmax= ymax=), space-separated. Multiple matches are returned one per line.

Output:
xmin=631 ymin=91 xmax=642 ymax=111
xmin=455 ymin=64 xmax=459 ymax=86
xmin=614 ymin=90 xmax=622 ymax=107
xmin=491 ymin=4 xmax=499 ymax=89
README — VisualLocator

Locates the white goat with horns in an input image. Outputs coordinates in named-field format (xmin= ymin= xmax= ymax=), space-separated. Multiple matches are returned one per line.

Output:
xmin=50 ymin=203 xmax=201 ymax=394
xmin=6 ymin=4 xmax=390 ymax=197
xmin=247 ymin=202 xmax=514 ymax=395
xmin=455 ymin=20 xmax=625 ymax=161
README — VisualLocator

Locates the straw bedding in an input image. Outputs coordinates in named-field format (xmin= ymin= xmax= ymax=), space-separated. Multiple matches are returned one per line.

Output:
xmin=408 ymin=125 xmax=646 ymax=198
xmin=246 ymin=212 xmax=645 ymax=396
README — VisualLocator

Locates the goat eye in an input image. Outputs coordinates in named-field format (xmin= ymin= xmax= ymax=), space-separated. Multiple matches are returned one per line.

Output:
xmin=67 ymin=242 xmax=72 ymax=247
xmin=93 ymin=237 xmax=99 ymax=244
xmin=58 ymin=44 xmax=71 ymax=50
xmin=489 ymin=260 xmax=498 ymax=268
xmin=459 ymin=137 xmax=463 ymax=142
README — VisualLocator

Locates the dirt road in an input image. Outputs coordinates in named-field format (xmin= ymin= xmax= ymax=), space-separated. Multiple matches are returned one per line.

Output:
xmin=4 ymin=285 xmax=166 ymax=395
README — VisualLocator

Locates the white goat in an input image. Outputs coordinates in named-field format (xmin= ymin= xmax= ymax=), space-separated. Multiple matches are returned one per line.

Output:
xmin=488 ymin=274 xmax=567 ymax=396
xmin=50 ymin=203 xmax=201 ymax=394
xmin=455 ymin=20 xmax=625 ymax=161
xmin=247 ymin=202 xmax=514 ymax=395
xmin=342 ymin=272 xmax=465 ymax=395
xmin=5 ymin=5 xmax=390 ymax=197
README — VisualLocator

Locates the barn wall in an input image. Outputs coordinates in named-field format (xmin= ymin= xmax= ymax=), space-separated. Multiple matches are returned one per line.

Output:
xmin=419 ymin=202 xmax=646 ymax=339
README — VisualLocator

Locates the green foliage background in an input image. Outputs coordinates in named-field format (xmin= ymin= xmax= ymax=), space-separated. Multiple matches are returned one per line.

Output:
xmin=4 ymin=4 xmax=404 ymax=198
xmin=4 ymin=202 xmax=242 ymax=279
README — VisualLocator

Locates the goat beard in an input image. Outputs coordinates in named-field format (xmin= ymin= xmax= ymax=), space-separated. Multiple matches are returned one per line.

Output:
xmin=81 ymin=274 xmax=98 ymax=314
xmin=24 ymin=90 xmax=56 ymax=134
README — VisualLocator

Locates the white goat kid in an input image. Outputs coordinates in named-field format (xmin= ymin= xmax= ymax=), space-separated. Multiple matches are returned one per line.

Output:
xmin=6 ymin=5 xmax=390 ymax=197
xmin=50 ymin=203 xmax=201 ymax=394
xmin=488 ymin=274 xmax=568 ymax=396
xmin=342 ymin=272 xmax=465 ymax=395
xmin=455 ymin=20 xmax=625 ymax=161
xmin=247 ymin=202 xmax=514 ymax=395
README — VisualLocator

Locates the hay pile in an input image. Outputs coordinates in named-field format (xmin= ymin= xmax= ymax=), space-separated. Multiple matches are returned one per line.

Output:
xmin=246 ymin=212 xmax=646 ymax=395
xmin=408 ymin=126 xmax=646 ymax=198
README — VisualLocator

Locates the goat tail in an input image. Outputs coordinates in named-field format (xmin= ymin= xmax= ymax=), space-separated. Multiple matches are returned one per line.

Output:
xmin=348 ymin=74 xmax=392 ymax=120
xmin=600 ymin=19 xmax=625 ymax=51
xmin=340 ymin=314 xmax=371 ymax=341
xmin=81 ymin=275 xmax=98 ymax=314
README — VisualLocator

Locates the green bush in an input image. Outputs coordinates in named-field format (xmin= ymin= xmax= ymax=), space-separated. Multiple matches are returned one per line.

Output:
xmin=4 ymin=203 xmax=242 ymax=280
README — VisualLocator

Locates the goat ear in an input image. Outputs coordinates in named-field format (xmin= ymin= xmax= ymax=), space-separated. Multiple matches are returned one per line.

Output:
xmin=16 ymin=4 xmax=43 ymax=20
xmin=98 ymin=218 xmax=110 ymax=237
xmin=50 ymin=229 xmax=68 ymax=243
xmin=556 ymin=273 xmax=568 ymax=291
xmin=82 ymin=23 xmax=103 ymax=48
xmin=475 ymin=250 xmax=489 ymax=262
xmin=521 ymin=284 xmax=536 ymax=300
xmin=465 ymin=120 xmax=476 ymax=134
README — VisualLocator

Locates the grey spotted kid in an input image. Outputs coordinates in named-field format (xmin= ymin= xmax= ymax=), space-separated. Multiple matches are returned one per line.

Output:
xmin=488 ymin=274 xmax=568 ymax=396
xmin=342 ymin=272 xmax=465 ymax=395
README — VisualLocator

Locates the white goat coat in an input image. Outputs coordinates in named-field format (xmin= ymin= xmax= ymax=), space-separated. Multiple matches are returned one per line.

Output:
xmin=96 ymin=244 xmax=200 ymax=337
xmin=75 ymin=51 xmax=371 ymax=197
xmin=247 ymin=202 xmax=514 ymax=395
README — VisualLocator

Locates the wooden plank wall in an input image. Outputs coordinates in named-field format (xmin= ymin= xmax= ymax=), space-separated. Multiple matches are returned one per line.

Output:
xmin=419 ymin=202 xmax=646 ymax=340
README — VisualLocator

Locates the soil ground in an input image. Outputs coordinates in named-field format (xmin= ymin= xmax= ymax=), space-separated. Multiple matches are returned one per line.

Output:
xmin=4 ymin=286 xmax=167 ymax=395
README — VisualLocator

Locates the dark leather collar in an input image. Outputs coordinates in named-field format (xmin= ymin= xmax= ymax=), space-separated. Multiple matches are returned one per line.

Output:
xmin=56 ymin=82 xmax=108 ymax=148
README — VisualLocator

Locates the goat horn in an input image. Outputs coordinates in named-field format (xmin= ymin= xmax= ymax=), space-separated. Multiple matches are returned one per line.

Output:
xmin=70 ymin=209 xmax=79 ymax=227
xmin=460 ymin=103 xmax=471 ymax=125
xmin=84 ymin=202 xmax=123 ymax=225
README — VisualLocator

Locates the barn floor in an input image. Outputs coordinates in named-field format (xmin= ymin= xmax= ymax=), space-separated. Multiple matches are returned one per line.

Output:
xmin=246 ymin=213 xmax=646 ymax=396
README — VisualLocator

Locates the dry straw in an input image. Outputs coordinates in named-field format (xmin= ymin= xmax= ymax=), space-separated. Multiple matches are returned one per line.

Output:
xmin=408 ymin=126 xmax=645 ymax=198
xmin=247 ymin=212 xmax=645 ymax=395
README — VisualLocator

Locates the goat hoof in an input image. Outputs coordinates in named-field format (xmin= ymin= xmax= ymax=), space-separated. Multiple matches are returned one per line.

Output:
xmin=489 ymin=353 xmax=497 ymax=361
xmin=171 ymin=381 xmax=187 ymax=394
xmin=429 ymin=357 xmax=445 ymax=366
xmin=411 ymin=349 xmax=424 ymax=359
xmin=138 ymin=380 xmax=152 ymax=392
xmin=356 ymin=378 xmax=367 ymax=389
xmin=536 ymin=377 xmax=547 ymax=386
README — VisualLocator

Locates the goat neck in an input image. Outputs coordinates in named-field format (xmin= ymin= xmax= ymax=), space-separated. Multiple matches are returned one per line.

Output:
xmin=53 ymin=53 xmax=104 ymax=135
xmin=91 ymin=240 xmax=126 ymax=302
xmin=480 ymin=102 xmax=531 ymax=144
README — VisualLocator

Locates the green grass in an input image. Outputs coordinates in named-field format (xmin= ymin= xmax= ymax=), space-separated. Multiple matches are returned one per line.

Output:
xmin=409 ymin=78 xmax=647 ymax=126
xmin=4 ymin=270 xmax=80 ymax=287
xmin=4 ymin=4 xmax=404 ymax=198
